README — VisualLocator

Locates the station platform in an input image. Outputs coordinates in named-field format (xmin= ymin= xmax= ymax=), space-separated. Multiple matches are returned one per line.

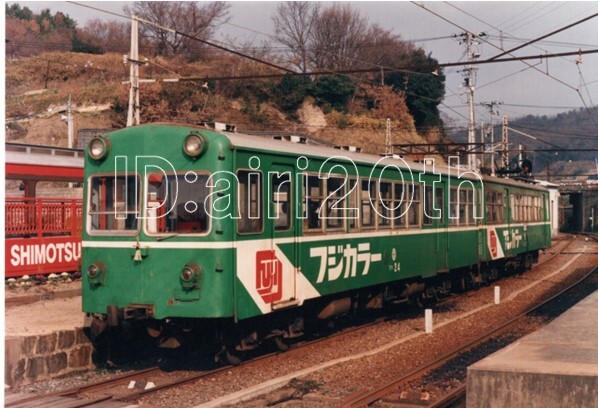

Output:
xmin=5 ymin=286 xmax=92 ymax=386
xmin=467 ymin=290 xmax=598 ymax=408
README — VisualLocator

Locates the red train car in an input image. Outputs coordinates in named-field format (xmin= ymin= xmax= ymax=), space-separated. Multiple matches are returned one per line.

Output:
xmin=5 ymin=143 xmax=83 ymax=277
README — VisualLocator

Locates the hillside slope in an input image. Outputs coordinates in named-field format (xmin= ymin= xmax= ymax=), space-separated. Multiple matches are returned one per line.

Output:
xmin=5 ymin=52 xmax=435 ymax=156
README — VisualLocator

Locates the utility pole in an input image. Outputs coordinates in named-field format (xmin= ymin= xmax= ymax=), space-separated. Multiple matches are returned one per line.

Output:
xmin=501 ymin=115 xmax=509 ymax=173
xmin=480 ymin=121 xmax=485 ymax=169
xmin=459 ymin=32 xmax=485 ymax=169
xmin=385 ymin=118 xmax=392 ymax=156
xmin=65 ymin=95 xmax=75 ymax=188
xmin=66 ymin=95 xmax=74 ymax=149
xmin=482 ymin=101 xmax=503 ymax=176
xmin=126 ymin=15 xmax=141 ymax=127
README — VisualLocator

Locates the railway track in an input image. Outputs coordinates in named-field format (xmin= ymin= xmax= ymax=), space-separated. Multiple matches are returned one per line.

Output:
xmin=8 ymin=236 xmax=583 ymax=408
xmin=340 ymin=262 xmax=598 ymax=407
xmin=6 ymin=307 xmax=399 ymax=408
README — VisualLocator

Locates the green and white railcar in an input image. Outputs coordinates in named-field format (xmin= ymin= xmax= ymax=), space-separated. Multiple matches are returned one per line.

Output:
xmin=82 ymin=124 xmax=550 ymax=358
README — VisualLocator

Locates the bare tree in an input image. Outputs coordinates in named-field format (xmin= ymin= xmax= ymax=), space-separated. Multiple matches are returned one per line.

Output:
xmin=81 ymin=19 xmax=130 ymax=53
xmin=124 ymin=1 xmax=230 ymax=58
xmin=359 ymin=24 xmax=412 ymax=68
xmin=272 ymin=2 xmax=319 ymax=73
xmin=309 ymin=3 xmax=369 ymax=71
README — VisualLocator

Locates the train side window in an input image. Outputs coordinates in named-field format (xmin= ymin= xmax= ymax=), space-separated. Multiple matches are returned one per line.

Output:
xmin=326 ymin=176 xmax=345 ymax=231
xmin=348 ymin=178 xmax=359 ymax=230
xmin=407 ymin=184 xmax=421 ymax=228
xmin=393 ymin=183 xmax=406 ymax=229
xmin=304 ymin=175 xmax=323 ymax=231
xmin=271 ymin=172 xmax=291 ymax=231
xmin=467 ymin=189 xmax=475 ymax=225
xmin=361 ymin=179 xmax=376 ymax=229
xmin=497 ymin=192 xmax=504 ymax=223
xmin=423 ymin=186 xmax=442 ymax=225
xmin=89 ymin=175 xmax=139 ymax=233
xmin=437 ymin=187 xmax=445 ymax=224
xmin=485 ymin=191 xmax=494 ymax=224
xmin=459 ymin=189 xmax=467 ymax=225
xmin=238 ymin=170 xmax=263 ymax=234
xmin=450 ymin=188 xmax=459 ymax=225
xmin=378 ymin=181 xmax=392 ymax=229
xmin=486 ymin=191 xmax=502 ymax=224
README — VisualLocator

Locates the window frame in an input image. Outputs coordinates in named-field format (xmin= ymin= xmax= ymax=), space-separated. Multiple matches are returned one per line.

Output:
xmin=237 ymin=168 xmax=264 ymax=235
xmin=143 ymin=170 xmax=213 ymax=237
xmin=87 ymin=172 xmax=141 ymax=236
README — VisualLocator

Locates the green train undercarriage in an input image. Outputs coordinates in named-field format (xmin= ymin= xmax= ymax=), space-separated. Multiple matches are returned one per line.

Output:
xmin=86 ymin=250 xmax=539 ymax=366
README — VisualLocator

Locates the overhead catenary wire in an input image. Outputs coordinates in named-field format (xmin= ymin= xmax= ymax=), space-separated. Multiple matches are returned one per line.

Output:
xmin=444 ymin=1 xmax=582 ymax=70
xmin=144 ymin=49 xmax=598 ymax=81
xmin=504 ymin=2 xmax=568 ymax=34
xmin=576 ymin=63 xmax=595 ymax=107
xmin=498 ymin=2 xmax=558 ymax=33
xmin=487 ymin=10 xmax=598 ymax=61
xmin=412 ymin=2 xmax=598 ymax=131
xmin=443 ymin=1 xmax=598 ymax=126
xmin=43 ymin=2 xmax=591 ymax=137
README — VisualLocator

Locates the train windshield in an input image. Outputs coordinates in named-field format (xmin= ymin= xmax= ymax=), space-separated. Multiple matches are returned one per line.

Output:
xmin=88 ymin=175 xmax=139 ymax=233
xmin=146 ymin=172 xmax=210 ymax=235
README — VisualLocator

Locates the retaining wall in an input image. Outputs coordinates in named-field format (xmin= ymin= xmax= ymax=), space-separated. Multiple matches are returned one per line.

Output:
xmin=5 ymin=328 xmax=93 ymax=386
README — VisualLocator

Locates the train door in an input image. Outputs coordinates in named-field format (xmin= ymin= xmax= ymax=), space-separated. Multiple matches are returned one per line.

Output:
xmin=424 ymin=183 xmax=447 ymax=272
xmin=504 ymin=187 xmax=512 ymax=258
xmin=266 ymin=164 xmax=298 ymax=309
xmin=437 ymin=184 xmax=448 ymax=272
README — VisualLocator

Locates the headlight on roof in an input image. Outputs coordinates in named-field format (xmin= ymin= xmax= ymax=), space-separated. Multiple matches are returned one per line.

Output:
xmin=88 ymin=137 xmax=110 ymax=161
xmin=183 ymin=133 xmax=208 ymax=159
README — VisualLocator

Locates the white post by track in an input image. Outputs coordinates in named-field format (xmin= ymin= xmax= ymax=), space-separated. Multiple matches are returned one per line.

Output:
xmin=494 ymin=286 xmax=501 ymax=305
xmin=425 ymin=309 xmax=433 ymax=334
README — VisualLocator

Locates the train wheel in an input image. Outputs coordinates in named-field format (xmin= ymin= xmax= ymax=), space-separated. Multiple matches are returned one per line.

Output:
xmin=524 ymin=253 xmax=533 ymax=270
xmin=273 ymin=335 xmax=290 ymax=352
xmin=224 ymin=348 xmax=242 ymax=366
xmin=215 ymin=345 xmax=242 ymax=366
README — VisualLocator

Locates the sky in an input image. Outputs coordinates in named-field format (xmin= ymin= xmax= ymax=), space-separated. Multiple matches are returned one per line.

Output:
xmin=8 ymin=1 xmax=598 ymax=130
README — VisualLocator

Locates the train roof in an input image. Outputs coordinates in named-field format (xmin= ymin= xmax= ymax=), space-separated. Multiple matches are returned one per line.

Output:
xmin=225 ymin=130 xmax=549 ymax=193
xmin=102 ymin=123 xmax=548 ymax=193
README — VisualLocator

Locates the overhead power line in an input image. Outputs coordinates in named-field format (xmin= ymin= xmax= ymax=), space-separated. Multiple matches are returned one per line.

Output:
xmin=487 ymin=11 xmax=598 ymax=60
xmin=149 ymin=49 xmax=598 ymax=81
xmin=67 ymin=1 xmax=295 ymax=74
xmin=414 ymin=2 xmax=598 ymax=131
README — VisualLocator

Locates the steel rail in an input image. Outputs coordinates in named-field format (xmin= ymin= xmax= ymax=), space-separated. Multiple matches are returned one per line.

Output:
xmin=341 ymin=263 xmax=596 ymax=407
xmin=9 ymin=239 xmax=576 ymax=407
xmin=428 ymin=384 xmax=466 ymax=408
xmin=5 ymin=366 xmax=161 ymax=407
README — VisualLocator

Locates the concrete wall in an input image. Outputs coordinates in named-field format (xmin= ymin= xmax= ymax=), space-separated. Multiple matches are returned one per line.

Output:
xmin=560 ymin=189 xmax=598 ymax=232
xmin=5 ymin=328 xmax=93 ymax=386
xmin=467 ymin=370 xmax=598 ymax=408
xmin=582 ymin=190 xmax=598 ymax=232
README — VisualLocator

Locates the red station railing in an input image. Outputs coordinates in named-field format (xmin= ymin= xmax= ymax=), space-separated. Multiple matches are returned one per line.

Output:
xmin=5 ymin=198 xmax=83 ymax=277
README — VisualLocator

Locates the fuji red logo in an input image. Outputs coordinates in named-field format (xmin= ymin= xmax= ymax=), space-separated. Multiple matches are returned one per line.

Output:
xmin=256 ymin=250 xmax=282 ymax=304
xmin=489 ymin=230 xmax=498 ymax=258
